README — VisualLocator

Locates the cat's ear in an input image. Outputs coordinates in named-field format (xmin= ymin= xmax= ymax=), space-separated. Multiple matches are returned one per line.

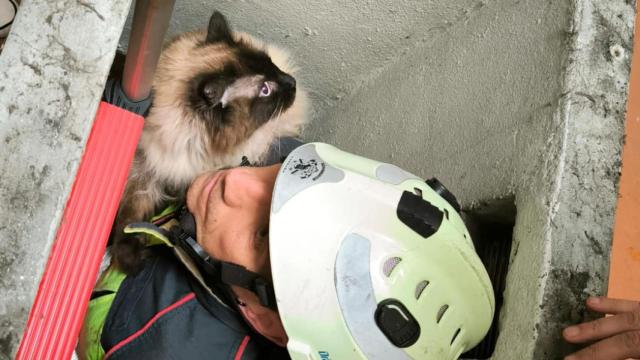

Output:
xmin=206 ymin=11 xmax=234 ymax=44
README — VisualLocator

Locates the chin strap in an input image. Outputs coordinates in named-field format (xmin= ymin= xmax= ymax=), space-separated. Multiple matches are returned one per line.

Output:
xmin=168 ymin=208 xmax=277 ymax=310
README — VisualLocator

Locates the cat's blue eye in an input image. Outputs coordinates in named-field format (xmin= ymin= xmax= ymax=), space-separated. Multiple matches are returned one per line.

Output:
xmin=259 ymin=83 xmax=271 ymax=97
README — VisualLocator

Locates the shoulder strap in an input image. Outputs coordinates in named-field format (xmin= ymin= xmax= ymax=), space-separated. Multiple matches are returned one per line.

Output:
xmin=123 ymin=221 xmax=174 ymax=247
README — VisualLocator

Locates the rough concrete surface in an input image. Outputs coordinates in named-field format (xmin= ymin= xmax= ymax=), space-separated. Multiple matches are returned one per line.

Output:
xmin=532 ymin=1 xmax=634 ymax=357
xmin=0 ymin=0 xmax=131 ymax=358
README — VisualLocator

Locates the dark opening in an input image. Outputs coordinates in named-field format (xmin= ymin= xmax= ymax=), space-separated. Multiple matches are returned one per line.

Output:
xmin=109 ymin=49 xmax=127 ymax=80
xmin=460 ymin=197 xmax=516 ymax=359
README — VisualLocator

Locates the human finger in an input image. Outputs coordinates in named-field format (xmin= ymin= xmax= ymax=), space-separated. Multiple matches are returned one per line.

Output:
xmin=586 ymin=297 xmax=640 ymax=315
xmin=564 ymin=330 xmax=640 ymax=360
xmin=563 ymin=311 xmax=640 ymax=344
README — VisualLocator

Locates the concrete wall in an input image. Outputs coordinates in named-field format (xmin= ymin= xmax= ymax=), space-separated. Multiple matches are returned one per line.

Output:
xmin=119 ymin=0 xmax=513 ymax=121
xmin=532 ymin=1 xmax=634 ymax=356
xmin=0 ymin=0 xmax=131 ymax=357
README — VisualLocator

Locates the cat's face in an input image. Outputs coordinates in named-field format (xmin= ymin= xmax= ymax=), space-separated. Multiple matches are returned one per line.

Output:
xmin=152 ymin=11 xmax=299 ymax=152
xmin=187 ymin=48 xmax=297 ymax=129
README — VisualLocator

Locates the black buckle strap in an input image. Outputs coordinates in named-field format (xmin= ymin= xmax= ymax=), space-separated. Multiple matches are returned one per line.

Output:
xmin=220 ymin=262 xmax=277 ymax=310
xmin=168 ymin=211 xmax=277 ymax=310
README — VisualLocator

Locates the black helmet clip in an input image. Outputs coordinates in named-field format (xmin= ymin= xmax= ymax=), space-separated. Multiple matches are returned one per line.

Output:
xmin=168 ymin=207 xmax=277 ymax=310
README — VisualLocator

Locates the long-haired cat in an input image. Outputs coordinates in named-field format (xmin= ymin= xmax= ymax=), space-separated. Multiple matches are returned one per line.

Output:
xmin=112 ymin=11 xmax=308 ymax=274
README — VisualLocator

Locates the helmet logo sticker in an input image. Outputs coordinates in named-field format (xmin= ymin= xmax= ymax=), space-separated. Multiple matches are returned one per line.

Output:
xmin=287 ymin=158 xmax=325 ymax=181
xmin=271 ymin=143 xmax=345 ymax=213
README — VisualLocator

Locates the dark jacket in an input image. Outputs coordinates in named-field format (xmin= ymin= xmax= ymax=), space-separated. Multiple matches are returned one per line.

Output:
xmin=100 ymin=246 xmax=289 ymax=360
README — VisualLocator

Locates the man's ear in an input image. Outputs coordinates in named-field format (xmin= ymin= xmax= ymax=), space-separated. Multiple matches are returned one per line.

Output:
xmin=206 ymin=11 xmax=234 ymax=44
xmin=233 ymin=288 xmax=288 ymax=347
xmin=236 ymin=303 xmax=287 ymax=347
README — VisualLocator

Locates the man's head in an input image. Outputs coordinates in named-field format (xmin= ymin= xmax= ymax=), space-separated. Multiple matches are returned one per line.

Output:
xmin=186 ymin=164 xmax=286 ymax=346
xmin=184 ymin=142 xmax=495 ymax=359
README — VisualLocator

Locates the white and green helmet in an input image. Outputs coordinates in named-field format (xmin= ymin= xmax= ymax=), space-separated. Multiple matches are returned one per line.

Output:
xmin=269 ymin=142 xmax=495 ymax=360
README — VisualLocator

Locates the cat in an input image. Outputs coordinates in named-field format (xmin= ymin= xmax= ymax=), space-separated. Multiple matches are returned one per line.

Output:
xmin=112 ymin=10 xmax=308 ymax=274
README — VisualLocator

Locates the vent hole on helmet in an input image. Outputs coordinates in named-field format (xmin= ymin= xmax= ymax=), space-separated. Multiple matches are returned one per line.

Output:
xmin=436 ymin=304 xmax=449 ymax=323
xmin=414 ymin=280 xmax=430 ymax=299
xmin=413 ymin=187 xmax=423 ymax=197
xmin=451 ymin=328 xmax=461 ymax=345
xmin=383 ymin=257 xmax=402 ymax=277
xmin=444 ymin=208 xmax=449 ymax=220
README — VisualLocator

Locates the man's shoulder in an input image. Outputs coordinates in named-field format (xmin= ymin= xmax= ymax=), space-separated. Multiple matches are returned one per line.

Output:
xmin=101 ymin=247 xmax=283 ymax=359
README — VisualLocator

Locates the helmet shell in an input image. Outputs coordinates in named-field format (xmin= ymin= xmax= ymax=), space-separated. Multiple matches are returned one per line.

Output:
xmin=270 ymin=143 xmax=495 ymax=360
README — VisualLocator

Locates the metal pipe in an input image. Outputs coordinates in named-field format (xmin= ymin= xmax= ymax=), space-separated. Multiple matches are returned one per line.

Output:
xmin=122 ymin=0 xmax=176 ymax=102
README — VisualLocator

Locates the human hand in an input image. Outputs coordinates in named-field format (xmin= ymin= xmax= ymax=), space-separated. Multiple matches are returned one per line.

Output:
xmin=563 ymin=296 xmax=640 ymax=360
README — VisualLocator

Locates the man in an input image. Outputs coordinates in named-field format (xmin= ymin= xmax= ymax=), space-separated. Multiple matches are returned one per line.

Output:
xmin=79 ymin=163 xmax=289 ymax=360
xmin=79 ymin=141 xmax=295 ymax=360
xmin=79 ymin=142 xmax=496 ymax=359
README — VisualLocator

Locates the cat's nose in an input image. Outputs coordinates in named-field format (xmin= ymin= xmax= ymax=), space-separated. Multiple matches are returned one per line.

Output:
xmin=279 ymin=74 xmax=296 ymax=90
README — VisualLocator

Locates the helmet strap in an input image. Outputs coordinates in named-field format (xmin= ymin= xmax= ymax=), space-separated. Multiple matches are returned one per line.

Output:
xmin=168 ymin=208 xmax=278 ymax=310
xmin=219 ymin=261 xmax=277 ymax=309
